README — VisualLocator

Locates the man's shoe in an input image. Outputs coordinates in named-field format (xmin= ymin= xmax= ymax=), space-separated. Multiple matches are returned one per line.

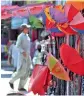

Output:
xmin=9 ymin=82 xmax=14 ymax=89
xmin=18 ymin=88 xmax=27 ymax=91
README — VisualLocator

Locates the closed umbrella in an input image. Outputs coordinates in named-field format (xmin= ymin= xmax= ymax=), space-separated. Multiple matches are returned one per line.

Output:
xmin=28 ymin=65 xmax=51 ymax=95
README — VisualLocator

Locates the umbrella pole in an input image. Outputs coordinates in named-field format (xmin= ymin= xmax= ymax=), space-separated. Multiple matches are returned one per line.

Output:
xmin=66 ymin=35 xmax=70 ymax=95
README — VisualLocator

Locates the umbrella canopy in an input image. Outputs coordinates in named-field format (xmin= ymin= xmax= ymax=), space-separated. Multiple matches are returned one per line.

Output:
xmin=66 ymin=1 xmax=84 ymax=11
xmin=60 ymin=44 xmax=84 ymax=76
xmin=64 ymin=4 xmax=79 ymax=22
xmin=46 ymin=53 xmax=70 ymax=81
xmin=29 ymin=15 xmax=43 ymax=28
xmin=57 ymin=24 xmax=78 ymax=35
xmin=49 ymin=7 xmax=68 ymax=23
xmin=44 ymin=4 xmax=78 ymax=35
xmin=28 ymin=64 xmax=51 ymax=95
xmin=44 ymin=7 xmax=55 ymax=23
xmin=46 ymin=18 xmax=65 ymax=37
xmin=72 ymin=28 xmax=84 ymax=34
xmin=70 ymin=12 xmax=84 ymax=30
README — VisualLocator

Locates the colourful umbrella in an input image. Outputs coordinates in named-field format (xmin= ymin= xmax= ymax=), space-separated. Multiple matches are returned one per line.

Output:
xmin=69 ymin=12 xmax=84 ymax=30
xmin=44 ymin=7 xmax=55 ymax=23
xmin=44 ymin=5 xmax=78 ymax=35
xmin=66 ymin=0 xmax=84 ymax=11
xmin=46 ymin=53 xmax=70 ymax=81
xmin=57 ymin=24 xmax=78 ymax=35
xmin=28 ymin=64 xmax=51 ymax=95
xmin=49 ymin=7 xmax=68 ymax=23
xmin=29 ymin=15 xmax=43 ymax=28
xmin=60 ymin=44 xmax=84 ymax=76
xmin=46 ymin=17 xmax=65 ymax=37
xmin=64 ymin=4 xmax=79 ymax=22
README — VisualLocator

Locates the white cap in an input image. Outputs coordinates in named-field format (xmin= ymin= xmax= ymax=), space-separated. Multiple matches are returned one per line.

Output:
xmin=20 ymin=23 xmax=31 ymax=28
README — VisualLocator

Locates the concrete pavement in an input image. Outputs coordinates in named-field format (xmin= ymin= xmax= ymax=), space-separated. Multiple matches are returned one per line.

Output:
xmin=0 ymin=66 xmax=30 ymax=96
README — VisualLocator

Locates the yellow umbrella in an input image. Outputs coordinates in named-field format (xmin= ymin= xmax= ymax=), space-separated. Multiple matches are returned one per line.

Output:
xmin=46 ymin=53 xmax=70 ymax=81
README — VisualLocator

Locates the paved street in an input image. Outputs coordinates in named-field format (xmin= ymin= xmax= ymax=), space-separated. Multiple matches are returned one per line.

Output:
xmin=0 ymin=66 xmax=30 ymax=96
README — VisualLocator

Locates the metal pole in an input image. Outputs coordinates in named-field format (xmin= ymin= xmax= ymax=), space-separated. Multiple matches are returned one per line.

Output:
xmin=66 ymin=35 xmax=69 ymax=95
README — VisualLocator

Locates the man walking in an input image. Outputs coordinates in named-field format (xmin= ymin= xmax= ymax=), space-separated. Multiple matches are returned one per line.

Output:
xmin=9 ymin=23 xmax=32 ymax=91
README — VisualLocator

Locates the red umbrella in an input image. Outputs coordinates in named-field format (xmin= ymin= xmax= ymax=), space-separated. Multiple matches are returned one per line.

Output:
xmin=64 ymin=4 xmax=79 ymax=22
xmin=28 ymin=64 xmax=51 ymax=95
xmin=46 ymin=18 xmax=65 ymax=37
xmin=70 ymin=12 xmax=84 ymax=30
xmin=60 ymin=44 xmax=84 ymax=76
xmin=45 ymin=4 xmax=78 ymax=35
xmin=57 ymin=24 xmax=78 ymax=35
xmin=64 ymin=4 xmax=84 ymax=31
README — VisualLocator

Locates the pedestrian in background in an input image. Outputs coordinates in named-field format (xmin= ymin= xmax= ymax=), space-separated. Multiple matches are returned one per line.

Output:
xmin=8 ymin=41 xmax=19 ymax=72
xmin=9 ymin=23 xmax=32 ymax=91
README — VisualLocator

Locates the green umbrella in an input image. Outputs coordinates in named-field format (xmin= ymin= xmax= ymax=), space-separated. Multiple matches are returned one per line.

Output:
xmin=29 ymin=16 xmax=43 ymax=29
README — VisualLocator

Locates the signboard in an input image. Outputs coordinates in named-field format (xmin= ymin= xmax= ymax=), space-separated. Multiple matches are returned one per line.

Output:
xmin=11 ymin=17 xmax=28 ymax=29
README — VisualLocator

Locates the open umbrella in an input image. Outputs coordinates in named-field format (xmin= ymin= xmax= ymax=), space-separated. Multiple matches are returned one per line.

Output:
xmin=44 ymin=5 xmax=78 ymax=35
xmin=46 ymin=17 xmax=65 ymax=37
xmin=44 ymin=7 xmax=55 ymax=23
xmin=46 ymin=53 xmax=70 ymax=81
xmin=29 ymin=15 xmax=43 ymax=28
xmin=49 ymin=7 xmax=68 ymax=23
xmin=64 ymin=4 xmax=79 ymax=22
xmin=64 ymin=4 xmax=84 ymax=30
xmin=60 ymin=44 xmax=84 ymax=76
xmin=70 ymin=12 xmax=84 ymax=30
xmin=66 ymin=1 xmax=84 ymax=11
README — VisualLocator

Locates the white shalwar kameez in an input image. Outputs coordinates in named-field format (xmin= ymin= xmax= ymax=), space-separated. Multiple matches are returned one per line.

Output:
xmin=10 ymin=32 xmax=32 ymax=89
